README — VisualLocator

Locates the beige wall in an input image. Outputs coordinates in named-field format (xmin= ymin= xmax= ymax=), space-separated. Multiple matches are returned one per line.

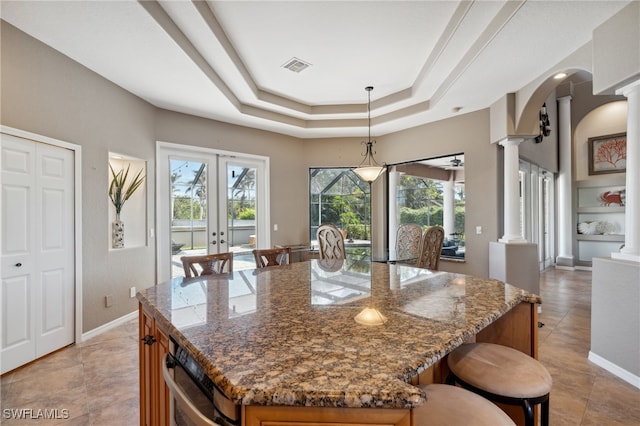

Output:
xmin=1 ymin=21 xmax=157 ymax=331
xmin=593 ymin=1 xmax=640 ymax=95
xmin=1 ymin=20 xmax=504 ymax=333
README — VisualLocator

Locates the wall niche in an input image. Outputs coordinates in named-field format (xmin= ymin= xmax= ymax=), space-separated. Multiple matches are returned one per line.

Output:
xmin=108 ymin=152 xmax=147 ymax=250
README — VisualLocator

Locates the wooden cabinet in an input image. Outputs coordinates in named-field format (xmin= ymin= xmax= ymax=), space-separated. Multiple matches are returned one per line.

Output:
xmin=575 ymin=177 xmax=626 ymax=267
xmin=139 ymin=304 xmax=170 ymax=426
xmin=243 ymin=406 xmax=411 ymax=426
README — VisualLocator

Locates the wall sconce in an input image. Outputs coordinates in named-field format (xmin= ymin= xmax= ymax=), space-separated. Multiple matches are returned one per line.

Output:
xmin=534 ymin=103 xmax=551 ymax=143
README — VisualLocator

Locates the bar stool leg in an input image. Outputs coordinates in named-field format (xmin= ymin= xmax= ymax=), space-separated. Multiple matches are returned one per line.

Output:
xmin=541 ymin=397 xmax=550 ymax=426
xmin=445 ymin=373 xmax=455 ymax=385
xmin=522 ymin=400 xmax=534 ymax=426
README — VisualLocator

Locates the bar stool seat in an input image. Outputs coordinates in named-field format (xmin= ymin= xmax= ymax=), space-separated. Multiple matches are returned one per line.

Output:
xmin=414 ymin=384 xmax=515 ymax=425
xmin=447 ymin=343 xmax=552 ymax=426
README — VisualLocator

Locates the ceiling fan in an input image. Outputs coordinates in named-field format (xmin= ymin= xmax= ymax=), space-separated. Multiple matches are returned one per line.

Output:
xmin=446 ymin=155 xmax=464 ymax=170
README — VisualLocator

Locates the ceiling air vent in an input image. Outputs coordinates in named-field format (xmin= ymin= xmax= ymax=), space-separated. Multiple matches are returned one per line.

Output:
xmin=282 ymin=57 xmax=311 ymax=73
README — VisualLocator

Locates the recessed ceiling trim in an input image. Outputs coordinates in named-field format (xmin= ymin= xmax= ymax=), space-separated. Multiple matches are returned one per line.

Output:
xmin=140 ymin=0 xmax=241 ymax=110
xmin=429 ymin=0 xmax=526 ymax=107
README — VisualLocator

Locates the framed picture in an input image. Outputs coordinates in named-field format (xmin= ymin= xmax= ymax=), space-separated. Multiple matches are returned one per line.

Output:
xmin=588 ymin=132 xmax=627 ymax=175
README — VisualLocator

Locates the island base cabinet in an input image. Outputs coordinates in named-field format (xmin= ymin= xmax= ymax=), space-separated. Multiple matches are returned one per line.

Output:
xmin=243 ymin=406 xmax=411 ymax=426
xmin=139 ymin=304 xmax=170 ymax=426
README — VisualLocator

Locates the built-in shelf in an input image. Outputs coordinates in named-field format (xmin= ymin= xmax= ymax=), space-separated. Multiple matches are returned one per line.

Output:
xmin=576 ymin=234 xmax=625 ymax=242
xmin=574 ymin=176 xmax=625 ymax=266
xmin=577 ymin=206 xmax=624 ymax=214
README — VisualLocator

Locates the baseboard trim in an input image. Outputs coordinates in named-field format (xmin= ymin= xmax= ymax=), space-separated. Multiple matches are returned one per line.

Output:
xmin=81 ymin=311 xmax=138 ymax=342
xmin=554 ymin=265 xmax=575 ymax=271
xmin=588 ymin=351 xmax=640 ymax=389
xmin=575 ymin=265 xmax=592 ymax=271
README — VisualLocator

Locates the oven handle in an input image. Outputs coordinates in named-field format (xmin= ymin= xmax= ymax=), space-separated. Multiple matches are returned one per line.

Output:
xmin=162 ymin=353 xmax=221 ymax=426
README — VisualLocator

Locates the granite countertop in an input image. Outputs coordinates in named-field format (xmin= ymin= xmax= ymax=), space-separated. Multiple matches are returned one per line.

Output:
xmin=138 ymin=259 xmax=540 ymax=409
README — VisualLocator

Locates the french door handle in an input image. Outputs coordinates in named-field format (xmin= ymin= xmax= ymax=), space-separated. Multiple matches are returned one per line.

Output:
xmin=220 ymin=239 xmax=226 ymax=244
xmin=210 ymin=240 xmax=217 ymax=245
xmin=15 ymin=263 xmax=23 ymax=267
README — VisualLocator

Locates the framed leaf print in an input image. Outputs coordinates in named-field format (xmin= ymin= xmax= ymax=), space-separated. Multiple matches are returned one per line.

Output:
xmin=588 ymin=132 xmax=626 ymax=175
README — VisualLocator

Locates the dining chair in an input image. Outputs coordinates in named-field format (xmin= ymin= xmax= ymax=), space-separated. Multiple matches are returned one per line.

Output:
xmin=181 ymin=252 xmax=233 ymax=277
xmin=316 ymin=223 xmax=346 ymax=260
xmin=252 ymin=247 xmax=291 ymax=268
xmin=416 ymin=225 xmax=445 ymax=270
xmin=395 ymin=223 xmax=423 ymax=264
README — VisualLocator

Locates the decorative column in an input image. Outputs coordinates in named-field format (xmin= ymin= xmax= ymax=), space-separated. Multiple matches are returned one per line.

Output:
xmin=490 ymin=137 xmax=539 ymax=296
xmin=613 ymin=80 xmax=640 ymax=262
xmin=442 ymin=178 xmax=455 ymax=239
xmin=499 ymin=137 xmax=526 ymax=243
xmin=556 ymin=95 xmax=574 ymax=267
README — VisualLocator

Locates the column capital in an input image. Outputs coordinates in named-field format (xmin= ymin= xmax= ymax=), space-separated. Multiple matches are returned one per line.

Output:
xmin=615 ymin=78 xmax=640 ymax=97
xmin=557 ymin=95 xmax=573 ymax=102
xmin=498 ymin=137 xmax=525 ymax=147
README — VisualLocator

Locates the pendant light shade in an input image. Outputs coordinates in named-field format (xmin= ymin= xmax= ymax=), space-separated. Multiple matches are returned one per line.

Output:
xmin=353 ymin=86 xmax=385 ymax=182
xmin=354 ymin=306 xmax=388 ymax=326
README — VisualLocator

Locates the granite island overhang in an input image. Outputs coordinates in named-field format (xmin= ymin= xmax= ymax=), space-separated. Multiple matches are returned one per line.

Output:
xmin=137 ymin=259 xmax=541 ymax=425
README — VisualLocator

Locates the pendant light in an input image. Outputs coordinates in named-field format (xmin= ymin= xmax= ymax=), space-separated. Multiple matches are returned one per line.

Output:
xmin=353 ymin=86 xmax=386 ymax=182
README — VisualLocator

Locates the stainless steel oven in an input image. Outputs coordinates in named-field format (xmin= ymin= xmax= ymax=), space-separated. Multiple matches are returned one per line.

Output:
xmin=162 ymin=338 xmax=240 ymax=426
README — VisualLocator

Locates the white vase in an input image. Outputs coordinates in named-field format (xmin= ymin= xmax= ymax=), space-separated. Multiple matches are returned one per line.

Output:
xmin=112 ymin=219 xmax=124 ymax=249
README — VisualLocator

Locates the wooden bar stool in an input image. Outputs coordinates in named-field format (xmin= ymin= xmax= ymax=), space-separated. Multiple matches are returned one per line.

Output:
xmin=414 ymin=384 xmax=515 ymax=425
xmin=447 ymin=343 xmax=552 ymax=426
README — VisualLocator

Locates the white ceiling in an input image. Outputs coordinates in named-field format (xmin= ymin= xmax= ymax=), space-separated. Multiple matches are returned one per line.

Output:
xmin=0 ymin=0 xmax=632 ymax=139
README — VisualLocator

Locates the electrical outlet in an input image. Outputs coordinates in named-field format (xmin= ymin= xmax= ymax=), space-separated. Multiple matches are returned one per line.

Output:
xmin=476 ymin=226 xmax=482 ymax=235
xmin=105 ymin=295 xmax=113 ymax=308
xmin=129 ymin=287 xmax=136 ymax=298
xmin=273 ymin=224 xmax=278 ymax=231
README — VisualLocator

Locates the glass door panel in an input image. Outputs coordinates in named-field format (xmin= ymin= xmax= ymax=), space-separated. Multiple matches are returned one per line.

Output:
xmin=223 ymin=160 xmax=258 ymax=271
xmin=169 ymin=155 xmax=219 ymax=278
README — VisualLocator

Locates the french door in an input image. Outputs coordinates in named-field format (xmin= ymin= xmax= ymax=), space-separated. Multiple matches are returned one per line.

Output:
xmin=519 ymin=160 xmax=555 ymax=270
xmin=157 ymin=143 xmax=269 ymax=281
xmin=1 ymin=133 xmax=75 ymax=374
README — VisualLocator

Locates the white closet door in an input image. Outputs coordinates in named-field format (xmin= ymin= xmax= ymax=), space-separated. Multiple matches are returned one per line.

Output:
xmin=1 ymin=134 xmax=75 ymax=374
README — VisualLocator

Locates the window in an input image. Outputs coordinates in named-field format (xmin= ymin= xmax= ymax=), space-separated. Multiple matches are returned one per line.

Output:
xmin=389 ymin=154 xmax=466 ymax=260
xmin=309 ymin=167 xmax=370 ymax=245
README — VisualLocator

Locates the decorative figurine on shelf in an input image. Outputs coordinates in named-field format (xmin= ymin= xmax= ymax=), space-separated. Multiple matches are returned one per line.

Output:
xmin=578 ymin=221 xmax=615 ymax=235
xmin=599 ymin=190 xmax=625 ymax=207
xmin=109 ymin=164 xmax=145 ymax=248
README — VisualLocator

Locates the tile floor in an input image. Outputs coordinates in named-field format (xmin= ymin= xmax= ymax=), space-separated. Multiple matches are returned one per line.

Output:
xmin=1 ymin=268 xmax=639 ymax=425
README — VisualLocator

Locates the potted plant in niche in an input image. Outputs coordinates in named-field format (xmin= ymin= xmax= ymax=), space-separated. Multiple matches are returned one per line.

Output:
xmin=109 ymin=163 xmax=145 ymax=248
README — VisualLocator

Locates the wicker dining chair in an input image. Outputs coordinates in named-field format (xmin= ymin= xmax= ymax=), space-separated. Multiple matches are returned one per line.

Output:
xmin=180 ymin=252 xmax=233 ymax=277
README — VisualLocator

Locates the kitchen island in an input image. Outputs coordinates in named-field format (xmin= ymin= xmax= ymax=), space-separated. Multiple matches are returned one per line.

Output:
xmin=138 ymin=259 xmax=541 ymax=425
